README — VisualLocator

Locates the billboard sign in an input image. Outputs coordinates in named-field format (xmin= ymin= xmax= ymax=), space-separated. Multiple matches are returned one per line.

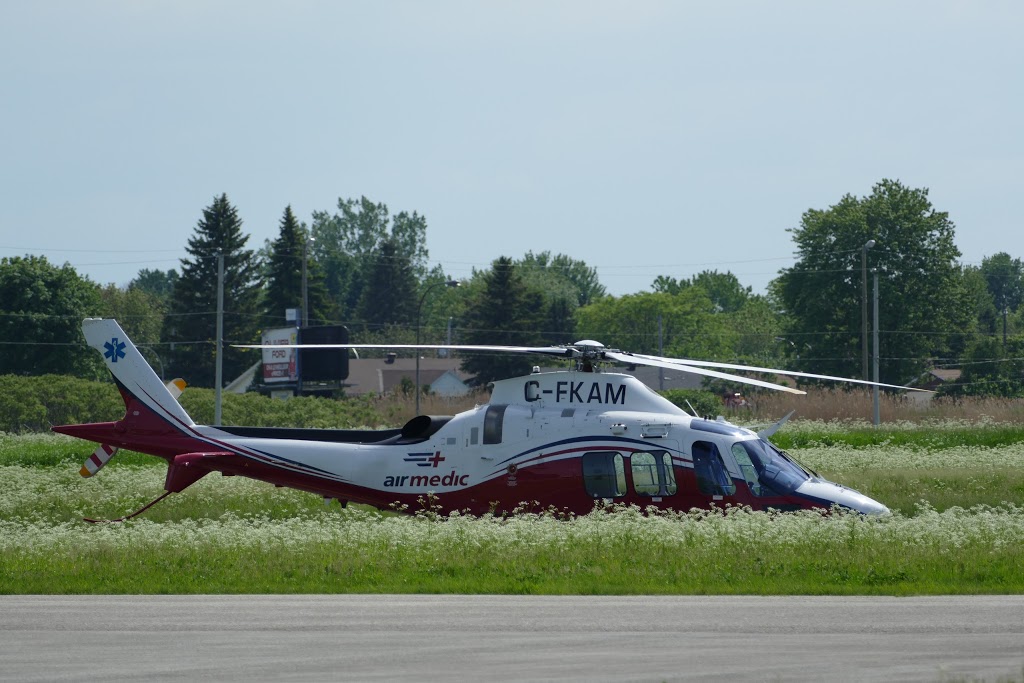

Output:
xmin=262 ymin=327 xmax=298 ymax=383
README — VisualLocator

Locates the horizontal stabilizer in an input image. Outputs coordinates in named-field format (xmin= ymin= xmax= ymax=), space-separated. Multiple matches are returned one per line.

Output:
xmin=76 ymin=377 xmax=188 ymax=478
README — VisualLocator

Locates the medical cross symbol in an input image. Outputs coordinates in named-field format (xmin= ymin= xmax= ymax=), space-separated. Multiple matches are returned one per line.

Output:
xmin=428 ymin=451 xmax=445 ymax=468
xmin=104 ymin=338 xmax=126 ymax=363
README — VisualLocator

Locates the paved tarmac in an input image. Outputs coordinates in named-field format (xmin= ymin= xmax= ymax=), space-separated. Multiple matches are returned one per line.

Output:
xmin=2 ymin=595 xmax=1023 ymax=682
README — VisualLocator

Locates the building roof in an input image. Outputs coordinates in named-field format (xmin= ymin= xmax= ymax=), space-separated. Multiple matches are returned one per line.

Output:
xmin=927 ymin=368 xmax=962 ymax=382
xmin=344 ymin=357 xmax=473 ymax=395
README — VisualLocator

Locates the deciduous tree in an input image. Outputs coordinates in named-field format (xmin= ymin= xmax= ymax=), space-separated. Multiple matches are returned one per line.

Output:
xmin=980 ymin=252 xmax=1024 ymax=346
xmin=574 ymin=289 xmax=736 ymax=360
xmin=774 ymin=180 xmax=965 ymax=385
xmin=311 ymin=196 xmax=429 ymax=321
xmin=0 ymin=256 xmax=103 ymax=377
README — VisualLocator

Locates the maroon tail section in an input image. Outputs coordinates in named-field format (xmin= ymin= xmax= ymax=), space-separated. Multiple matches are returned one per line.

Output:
xmin=52 ymin=382 xmax=202 ymax=461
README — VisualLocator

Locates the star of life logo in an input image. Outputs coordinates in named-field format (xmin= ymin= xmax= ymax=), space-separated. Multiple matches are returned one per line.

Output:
xmin=104 ymin=338 xmax=126 ymax=363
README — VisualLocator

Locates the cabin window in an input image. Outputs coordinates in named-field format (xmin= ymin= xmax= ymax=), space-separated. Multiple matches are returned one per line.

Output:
xmin=582 ymin=452 xmax=626 ymax=498
xmin=692 ymin=441 xmax=735 ymax=496
xmin=631 ymin=450 xmax=677 ymax=496
xmin=469 ymin=427 xmax=479 ymax=445
xmin=483 ymin=404 xmax=508 ymax=444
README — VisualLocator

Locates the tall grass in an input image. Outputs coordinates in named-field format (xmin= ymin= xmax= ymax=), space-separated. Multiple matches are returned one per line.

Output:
xmin=5 ymin=423 xmax=1023 ymax=595
xmin=743 ymin=387 xmax=1024 ymax=424
xmin=3 ymin=503 xmax=1023 ymax=594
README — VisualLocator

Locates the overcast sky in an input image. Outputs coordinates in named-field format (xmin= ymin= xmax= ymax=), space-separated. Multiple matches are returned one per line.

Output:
xmin=2 ymin=1 xmax=1021 ymax=296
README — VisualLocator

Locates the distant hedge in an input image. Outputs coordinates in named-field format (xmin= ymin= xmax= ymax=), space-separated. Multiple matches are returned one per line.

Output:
xmin=0 ymin=375 xmax=124 ymax=433
xmin=0 ymin=375 xmax=393 ymax=433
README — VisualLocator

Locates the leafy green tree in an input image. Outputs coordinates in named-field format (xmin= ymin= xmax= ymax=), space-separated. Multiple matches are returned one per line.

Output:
xmin=726 ymin=295 xmax=784 ymax=365
xmin=98 ymin=284 xmax=166 ymax=376
xmin=515 ymin=251 xmax=587 ymax=345
xmin=129 ymin=268 xmax=178 ymax=304
xmin=0 ymin=255 xmax=103 ymax=377
xmin=164 ymin=194 xmax=263 ymax=387
xmin=459 ymin=257 xmax=545 ymax=384
xmin=652 ymin=270 xmax=751 ymax=313
xmin=936 ymin=336 xmax=1024 ymax=398
xmin=263 ymin=206 xmax=329 ymax=327
xmin=518 ymin=251 xmax=606 ymax=307
xmin=962 ymin=265 xmax=999 ymax=337
xmin=773 ymin=180 xmax=965 ymax=385
xmin=979 ymin=252 xmax=1024 ymax=346
xmin=311 ymin=196 xmax=429 ymax=321
xmin=690 ymin=271 xmax=752 ymax=313
xmin=574 ymin=289 xmax=736 ymax=360
xmin=355 ymin=236 xmax=418 ymax=329
xmin=416 ymin=265 xmax=465 ymax=346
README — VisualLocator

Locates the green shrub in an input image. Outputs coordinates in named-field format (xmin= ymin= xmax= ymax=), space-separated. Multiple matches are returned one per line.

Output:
xmin=658 ymin=389 xmax=722 ymax=417
xmin=0 ymin=375 xmax=123 ymax=432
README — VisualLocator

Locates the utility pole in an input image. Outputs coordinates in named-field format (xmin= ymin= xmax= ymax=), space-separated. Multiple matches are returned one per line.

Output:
xmin=872 ymin=269 xmax=880 ymax=426
xmin=416 ymin=279 xmax=460 ymax=415
xmin=861 ymin=239 xmax=876 ymax=380
xmin=658 ymin=314 xmax=664 ymax=392
xmin=215 ymin=252 xmax=225 ymax=426
xmin=301 ymin=233 xmax=313 ymax=328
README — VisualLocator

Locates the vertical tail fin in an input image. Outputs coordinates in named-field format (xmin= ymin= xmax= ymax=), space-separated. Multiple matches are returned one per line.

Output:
xmin=82 ymin=318 xmax=195 ymax=429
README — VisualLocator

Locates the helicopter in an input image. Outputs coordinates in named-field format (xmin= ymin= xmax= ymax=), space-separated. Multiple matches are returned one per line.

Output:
xmin=53 ymin=318 xmax=924 ymax=521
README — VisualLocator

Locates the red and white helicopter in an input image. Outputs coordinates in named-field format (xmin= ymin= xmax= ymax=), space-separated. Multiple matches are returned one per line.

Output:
xmin=54 ymin=318 xmax=921 ymax=521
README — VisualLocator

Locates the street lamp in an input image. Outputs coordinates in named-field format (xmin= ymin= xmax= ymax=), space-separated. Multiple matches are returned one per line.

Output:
xmin=416 ymin=279 xmax=460 ymax=415
xmin=861 ymin=239 xmax=876 ymax=380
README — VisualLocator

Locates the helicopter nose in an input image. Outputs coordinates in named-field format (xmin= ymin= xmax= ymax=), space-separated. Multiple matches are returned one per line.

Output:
xmin=795 ymin=481 xmax=890 ymax=515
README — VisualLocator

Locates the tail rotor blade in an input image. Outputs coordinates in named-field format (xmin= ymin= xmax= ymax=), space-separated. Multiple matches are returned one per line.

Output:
xmin=80 ymin=443 xmax=118 ymax=478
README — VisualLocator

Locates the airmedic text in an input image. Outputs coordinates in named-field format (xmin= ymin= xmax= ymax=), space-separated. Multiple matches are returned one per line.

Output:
xmin=383 ymin=470 xmax=469 ymax=488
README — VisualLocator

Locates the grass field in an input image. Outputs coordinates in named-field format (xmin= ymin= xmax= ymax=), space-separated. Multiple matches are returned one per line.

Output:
xmin=2 ymin=427 xmax=1023 ymax=595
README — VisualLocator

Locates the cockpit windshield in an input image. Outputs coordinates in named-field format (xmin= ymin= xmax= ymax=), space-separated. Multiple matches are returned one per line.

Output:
xmin=732 ymin=439 xmax=811 ymax=496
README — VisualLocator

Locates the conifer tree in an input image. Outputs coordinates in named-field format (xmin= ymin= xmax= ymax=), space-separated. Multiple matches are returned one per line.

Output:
xmin=164 ymin=194 xmax=263 ymax=387
xmin=355 ymin=236 xmax=418 ymax=328
xmin=459 ymin=257 xmax=545 ymax=385
xmin=264 ymin=206 xmax=329 ymax=327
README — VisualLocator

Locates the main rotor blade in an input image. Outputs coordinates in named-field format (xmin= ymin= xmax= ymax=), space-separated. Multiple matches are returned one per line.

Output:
xmin=626 ymin=353 xmax=931 ymax=393
xmin=604 ymin=351 xmax=806 ymax=395
xmin=234 ymin=342 xmax=576 ymax=358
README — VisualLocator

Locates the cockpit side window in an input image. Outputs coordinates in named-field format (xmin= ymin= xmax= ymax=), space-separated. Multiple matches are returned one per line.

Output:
xmin=692 ymin=441 xmax=735 ymax=496
xmin=733 ymin=439 xmax=810 ymax=496
xmin=731 ymin=442 xmax=765 ymax=496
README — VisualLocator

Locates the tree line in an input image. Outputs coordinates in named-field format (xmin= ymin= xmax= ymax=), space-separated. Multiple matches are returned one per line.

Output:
xmin=2 ymin=180 xmax=1023 ymax=397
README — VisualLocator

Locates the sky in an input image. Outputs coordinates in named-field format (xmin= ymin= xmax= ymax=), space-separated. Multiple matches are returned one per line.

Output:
xmin=2 ymin=1 xmax=1022 ymax=297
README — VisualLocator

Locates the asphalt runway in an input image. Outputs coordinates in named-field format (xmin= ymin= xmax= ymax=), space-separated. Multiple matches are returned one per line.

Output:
xmin=2 ymin=595 xmax=1023 ymax=682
